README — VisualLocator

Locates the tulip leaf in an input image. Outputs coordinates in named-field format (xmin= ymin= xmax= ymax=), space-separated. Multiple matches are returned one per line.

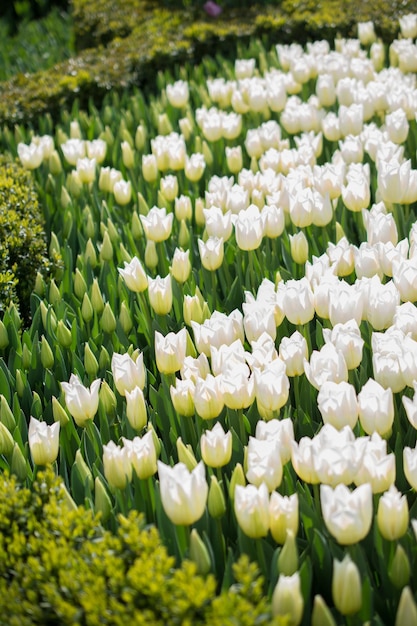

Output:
xmin=0 ymin=359 xmax=11 ymax=404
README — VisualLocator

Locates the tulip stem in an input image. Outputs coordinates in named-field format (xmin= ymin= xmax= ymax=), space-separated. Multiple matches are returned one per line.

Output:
xmin=256 ymin=538 xmax=268 ymax=580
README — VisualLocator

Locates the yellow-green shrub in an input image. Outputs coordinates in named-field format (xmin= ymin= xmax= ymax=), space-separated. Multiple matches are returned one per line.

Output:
xmin=0 ymin=468 xmax=280 ymax=625
xmin=0 ymin=158 xmax=52 ymax=322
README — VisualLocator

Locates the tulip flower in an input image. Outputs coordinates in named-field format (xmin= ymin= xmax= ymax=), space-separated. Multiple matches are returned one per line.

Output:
xmin=203 ymin=206 xmax=233 ymax=241
xmin=272 ymin=572 xmax=304 ymax=625
xmin=357 ymin=378 xmax=394 ymax=436
xmin=118 ymin=256 xmax=148 ymax=293
xmin=111 ymin=351 xmax=146 ymax=396
xmin=234 ymin=482 xmax=270 ymax=538
xmin=377 ymin=485 xmax=409 ymax=540
xmin=103 ymin=441 xmax=132 ymax=489
xmin=61 ymin=374 xmax=101 ymax=427
xmin=354 ymin=432 xmax=396 ymax=493
xmin=332 ymin=555 xmax=362 ymax=615
xmin=113 ymin=180 xmax=132 ymax=205
xmin=18 ymin=141 xmax=44 ymax=169
xmin=321 ymin=483 xmax=373 ymax=544
xmin=170 ymin=378 xmax=195 ymax=417
xmin=269 ymin=492 xmax=299 ymax=544
xmin=160 ymin=174 xmax=178 ymax=201
xmin=193 ymin=374 xmax=224 ymax=420
xmin=200 ymin=422 xmax=232 ymax=468
xmin=148 ymin=274 xmax=173 ymax=316
xmin=404 ymin=443 xmax=417 ymax=490
xmin=253 ymin=360 xmax=290 ymax=413
xmin=198 ymin=236 xmax=224 ymax=271
xmin=304 ymin=343 xmax=348 ymax=390
xmin=157 ymin=461 xmax=208 ymax=525
xmin=399 ymin=13 xmax=417 ymax=38
xmin=122 ymin=431 xmax=157 ymax=480
xmin=279 ymin=331 xmax=308 ymax=377
xmin=282 ymin=277 xmax=315 ymax=325
xmin=234 ymin=204 xmax=264 ymax=250
xmin=395 ymin=587 xmax=417 ymax=626
xmin=154 ymin=328 xmax=187 ymax=374
xmin=28 ymin=416 xmax=60 ymax=465
xmin=166 ymin=80 xmax=189 ymax=108
xmin=246 ymin=437 xmax=283 ymax=492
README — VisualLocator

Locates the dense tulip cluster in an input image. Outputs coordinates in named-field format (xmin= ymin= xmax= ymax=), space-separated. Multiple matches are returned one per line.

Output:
xmin=2 ymin=13 xmax=417 ymax=625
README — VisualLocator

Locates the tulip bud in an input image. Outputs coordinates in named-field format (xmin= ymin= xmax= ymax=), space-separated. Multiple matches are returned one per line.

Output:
xmin=90 ymin=279 xmax=105 ymax=314
xmin=377 ymin=485 xmax=409 ymax=540
xmin=125 ymin=386 xmax=147 ymax=431
xmin=0 ymin=395 xmax=15 ymax=431
xmin=229 ymin=462 xmax=246 ymax=500
xmin=148 ymin=275 xmax=173 ymax=316
xmin=84 ymin=343 xmax=99 ymax=378
xmin=79 ymin=293 xmax=93 ymax=324
xmin=189 ymin=529 xmax=211 ymax=575
xmin=74 ymin=449 xmax=94 ymax=491
xmin=52 ymin=396 xmax=70 ymax=427
xmin=225 ymin=145 xmax=243 ymax=174
xmin=157 ymin=113 xmax=173 ymax=135
xmin=84 ymin=239 xmax=97 ymax=268
xmin=74 ymin=268 xmax=87 ymax=300
xmin=278 ymin=530 xmax=299 ymax=576
xmin=272 ymin=572 xmax=304 ymax=625
xmin=395 ymin=587 xmax=417 ymax=626
xmin=208 ymin=475 xmax=227 ymax=518
xmin=195 ymin=197 xmax=205 ymax=227
xmin=28 ymin=416 xmax=60 ymax=466
xmin=179 ymin=116 xmax=193 ymax=140
xmin=100 ymin=303 xmax=117 ymax=334
xmin=119 ymin=301 xmax=133 ymax=335
xmin=99 ymin=380 xmax=117 ymax=416
xmin=103 ymin=441 xmax=132 ymax=489
xmin=332 ymin=555 xmax=362 ymax=616
xmin=48 ymin=278 xmax=61 ymax=305
xmin=290 ymin=231 xmax=309 ymax=264
xmin=145 ymin=240 xmax=159 ymax=270
xmin=22 ymin=344 xmax=31 ymax=371
xmin=389 ymin=545 xmax=410 ymax=590
xmin=176 ymin=436 xmax=198 ymax=471
xmin=171 ymin=248 xmax=191 ymax=284
xmin=94 ymin=476 xmax=112 ymax=522
xmin=40 ymin=335 xmax=54 ymax=369
xmin=311 ymin=595 xmax=337 ymax=626
xmin=100 ymin=230 xmax=114 ymax=262
xmin=135 ymin=123 xmax=147 ymax=150
xmin=0 ymin=421 xmax=14 ymax=456
xmin=56 ymin=320 xmax=72 ymax=349
xmin=121 ymin=141 xmax=135 ymax=168
xmin=11 ymin=442 xmax=27 ymax=480
xmin=60 ymin=185 xmax=72 ymax=209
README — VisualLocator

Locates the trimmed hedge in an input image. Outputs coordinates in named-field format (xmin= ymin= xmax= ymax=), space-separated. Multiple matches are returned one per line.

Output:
xmin=0 ymin=468 xmax=281 ymax=625
xmin=0 ymin=0 xmax=414 ymax=129
xmin=0 ymin=158 xmax=54 ymax=322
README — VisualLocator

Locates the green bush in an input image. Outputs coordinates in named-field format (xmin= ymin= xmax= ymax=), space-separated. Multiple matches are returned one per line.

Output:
xmin=0 ymin=468 xmax=280 ymax=625
xmin=0 ymin=0 xmax=413 ymax=129
xmin=0 ymin=158 xmax=54 ymax=322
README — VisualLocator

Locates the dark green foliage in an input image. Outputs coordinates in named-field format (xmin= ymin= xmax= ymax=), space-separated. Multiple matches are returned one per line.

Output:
xmin=0 ymin=158 xmax=53 ymax=322
xmin=0 ymin=468 xmax=280 ymax=625
xmin=0 ymin=0 xmax=413 ymax=129
xmin=0 ymin=0 xmax=69 ymax=33
xmin=0 ymin=8 xmax=74 ymax=82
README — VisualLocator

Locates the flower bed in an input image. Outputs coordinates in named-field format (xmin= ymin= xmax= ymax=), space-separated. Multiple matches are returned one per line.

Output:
xmin=1 ymin=8 xmax=417 ymax=625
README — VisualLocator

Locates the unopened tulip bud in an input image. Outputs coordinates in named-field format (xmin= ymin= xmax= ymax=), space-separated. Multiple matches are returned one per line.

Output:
xmin=100 ymin=303 xmax=117 ymax=334
xmin=202 ymin=141 xmax=213 ymax=167
xmin=272 ymin=572 xmax=304 ymax=625
xmin=0 ymin=395 xmax=15 ymax=431
xmin=0 ymin=421 xmax=14 ymax=456
xmin=84 ymin=239 xmax=97 ymax=268
xmin=176 ymin=437 xmax=198 ymax=471
xmin=290 ymin=231 xmax=309 ymax=264
xmin=147 ymin=422 xmax=161 ymax=457
xmin=80 ymin=293 xmax=93 ymax=323
xmin=60 ymin=185 xmax=72 ymax=209
xmin=0 ymin=321 xmax=8 ymax=351
xmin=179 ymin=117 xmax=193 ymax=140
xmin=395 ymin=587 xmax=417 ymax=626
xmin=135 ymin=124 xmax=147 ymax=150
xmin=125 ymin=386 xmax=147 ymax=431
xmin=278 ymin=530 xmax=299 ymax=576
xmin=148 ymin=275 xmax=173 ymax=315
xmin=98 ymin=347 xmax=110 ymax=372
xmin=34 ymin=272 xmax=45 ymax=297
xmin=229 ymin=462 xmax=246 ymax=500
xmin=90 ymin=279 xmax=104 ymax=314
xmin=119 ymin=301 xmax=133 ymax=335
xmin=84 ymin=343 xmax=99 ymax=378
xmin=56 ymin=320 xmax=72 ymax=348
xmin=183 ymin=294 xmax=204 ymax=326
xmin=99 ymin=380 xmax=117 ymax=415
xmin=189 ymin=528 xmax=211 ymax=575
xmin=95 ymin=476 xmax=112 ymax=522
xmin=74 ymin=268 xmax=87 ymax=300
xmin=40 ymin=335 xmax=54 ymax=369
xmin=377 ymin=485 xmax=409 ymax=540
xmin=145 ymin=240 xmax=159 ymax=270
xmin=208 ymin=475 xmax=227 ymax=518
xmin=226 ymin=145 xmax=243 ymax=174
xmin=113 ymin=180 xmax=132 ymax=205
xmin=52 ymin=396 xmax=70 ymax=427
xmin=195 ymin=198 xmax=205 ymax=227
xmin=389 ymin=545 xmax=410 ymax=590
xmin=100 ymin=230 xmax=113 ymax=262
xmin=11 ymin=442 xmax=27 ymax=480
xmin=178 ymin=219 xmax=190 ymax=248
xmin=131 ymin=211 xmax=143 ymax=239
xmin=157 ymin=113 xmax=173 ymax=135
xmin=74 ymin=449 xmax=94 ymax=491
xmin=103 ymin=441 xmax=132 ymax=489
xmin=312 ymin=595 xmax=337 ymax=626
xmin=121 ymin=141 xmax=135 ymax=168
xmin=48 ymin=278 xmax=61 ymax=305
xmin=171 ymin=248 xmax=191 ymax=283
xmin=48 ymin=149 xmax=62 ymax=175
xmin=332 ymin=555 xmax=362 ymax=616
xmin=22 ymin=344 xmax=31 ymax=370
